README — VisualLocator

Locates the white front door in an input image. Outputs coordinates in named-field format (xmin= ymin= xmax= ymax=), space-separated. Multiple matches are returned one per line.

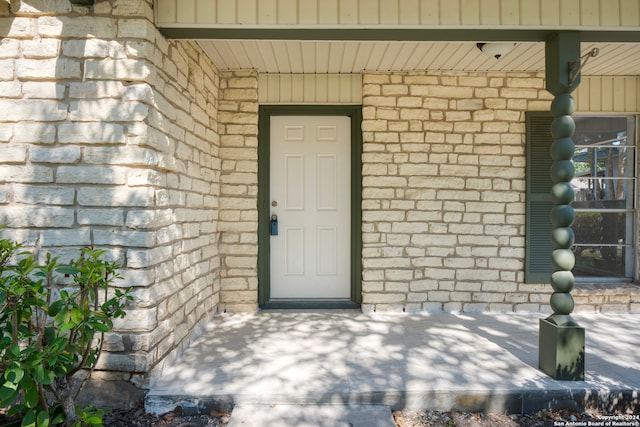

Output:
xmin=270 ymin=115 xmax=351 ymax=299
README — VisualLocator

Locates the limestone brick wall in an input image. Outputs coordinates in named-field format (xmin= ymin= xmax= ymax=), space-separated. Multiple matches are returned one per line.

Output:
xmin=0 ymin=0 xmax=221 ymax=404
xmin=361 ymin=71 xmax=640 ymax=314
xmin=218 ymin=70 xmax=259 ymax=312
xmin=139 ymin=41 xmax=221 ymax=381
xmin=361 ymin=71 xmax=554 ymax=314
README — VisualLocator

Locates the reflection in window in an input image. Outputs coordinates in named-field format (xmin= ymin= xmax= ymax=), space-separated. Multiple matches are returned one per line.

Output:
xmin=572 ymin=116 xmax=636 ymax=279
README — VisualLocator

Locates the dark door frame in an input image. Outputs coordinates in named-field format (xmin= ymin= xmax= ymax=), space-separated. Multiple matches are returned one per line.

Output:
xmin=257 ymin=105 xmax=363 ymax=309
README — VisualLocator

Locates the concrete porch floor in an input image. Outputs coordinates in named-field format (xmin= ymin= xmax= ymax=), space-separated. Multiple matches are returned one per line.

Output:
xmin=145 ymin=311 xmax=640 ymax=415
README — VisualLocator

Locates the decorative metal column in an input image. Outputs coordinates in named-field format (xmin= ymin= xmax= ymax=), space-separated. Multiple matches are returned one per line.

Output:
xmin=539 ymin=32 xmax=586 ymax=380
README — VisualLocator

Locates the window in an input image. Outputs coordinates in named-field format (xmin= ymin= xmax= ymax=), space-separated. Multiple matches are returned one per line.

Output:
xmin=572 ymin=116 xmax=636 ymax=279
xmin=525 ymin=113 xmax=637 ymax=283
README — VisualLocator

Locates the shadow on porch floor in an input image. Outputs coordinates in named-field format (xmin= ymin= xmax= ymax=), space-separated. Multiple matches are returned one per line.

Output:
xmin=145 ymin=311 xmax=640 ymax=415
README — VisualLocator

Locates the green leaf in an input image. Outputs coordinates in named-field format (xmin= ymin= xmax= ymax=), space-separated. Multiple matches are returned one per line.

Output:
xmin=89 ymin=321 xmax=110 ymax=333
xmin=49 ymin=336 xmax=68 ymax=348
xmin=36 ymin=410 xmax=50 ymax=427
xmin=21 ymin=409 xmax=35 ymax=427
xmin=70 ymin=307 xmax=83 ymax=324
xmin=47 ymin=300 xmax=64 ymax=316
xmin=21 ymin=345 xmax=37 ymax=356
xmin=0 ymin=380 xmax=18 ymax=393
xmin=40 ymin=369 xmax=55 ymax=386
xmin=10 ymin=344 xmax=21 ymax=357
xmin=34 ymin=364 xmax=44 ymax=382
xmin=54 ymin=308 xmax=68 ymax=326
xmin=7 ymin=403 xmax=24 ymax=417
xmin=0 ymin=384 xmax=19 ymax=403
xmin=57 ymin=311 xmax=74 ymax=333
xmin=55 ymin=266 xmax=79 ymax=275
xmin=51 ymin=413 xmax=65 ymax=425
xmin=5 ymin=365 xmax=24 ymax=384
xmin=0 ymin=335 xmax=12 ymax=347
xmin=23 ymin=383 xmax=39 ymax=408
xmin=85 ymin=415 xmax=103 ymax=424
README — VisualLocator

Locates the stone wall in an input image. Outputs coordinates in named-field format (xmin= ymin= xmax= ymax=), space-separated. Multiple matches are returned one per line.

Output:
xmin=0 ymin=0 xmax=221 ymax=404
xmin=361 ymin=71 xmax=551 ymax=313
xmin=138 ymin=39 xmax=221 ymax=383
xmin=218 ymin=70 xmax=260 ymax=312
xmin=360 ymin=71 xmax=640 ymax=314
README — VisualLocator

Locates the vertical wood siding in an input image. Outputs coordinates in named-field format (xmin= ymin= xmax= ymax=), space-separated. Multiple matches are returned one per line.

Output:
xmin=575 ymin=76 xmax=640 ymax=113
xmin=156 ymin=0 xmax=640 ymax=27
xmin=258 ymin=74 xmax=363 ymax=104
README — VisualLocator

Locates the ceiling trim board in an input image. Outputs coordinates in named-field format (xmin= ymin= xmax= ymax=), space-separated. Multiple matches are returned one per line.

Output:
xmin=162 ymin=28 xmax=640 ymax=43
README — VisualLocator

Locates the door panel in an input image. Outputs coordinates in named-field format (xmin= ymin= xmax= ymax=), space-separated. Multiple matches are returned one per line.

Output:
xmin=285 ymin=227 xmax=304 ymax=275
xmin=317 ymin=155 xmax=337 ymax=210
xmin=285 ymin=155 xmax=304 ymax=210
xmin=270 ymin=116 xmax=351 ymax=299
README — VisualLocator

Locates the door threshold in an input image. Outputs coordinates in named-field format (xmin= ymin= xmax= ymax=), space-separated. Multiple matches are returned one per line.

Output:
xmin=260 ymin=299 xmax=360 ymax=310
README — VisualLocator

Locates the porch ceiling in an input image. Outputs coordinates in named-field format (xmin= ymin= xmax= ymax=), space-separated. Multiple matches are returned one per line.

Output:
xmin=196 ymin=40 xmax=640 ymax=75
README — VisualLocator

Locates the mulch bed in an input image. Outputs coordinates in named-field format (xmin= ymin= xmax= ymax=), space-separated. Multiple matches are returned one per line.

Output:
xmin=102 ymin=407 xmax=632 ymax=427
xmin=393 ymin=409 xmax=608 ymax=426
xmin=103 ymin=408 xmax=231 ymax=427
xmin=4 ymin=406 xmax=635 ymax=426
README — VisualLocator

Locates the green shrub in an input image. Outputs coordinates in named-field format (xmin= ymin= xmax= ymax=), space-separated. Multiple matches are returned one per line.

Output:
xmin=0 ymin=233 xmax=132 ymax=426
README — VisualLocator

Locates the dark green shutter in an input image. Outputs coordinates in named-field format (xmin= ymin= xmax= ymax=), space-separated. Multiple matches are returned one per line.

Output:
xmin=525 ymin=111 xmax=554 ymax=283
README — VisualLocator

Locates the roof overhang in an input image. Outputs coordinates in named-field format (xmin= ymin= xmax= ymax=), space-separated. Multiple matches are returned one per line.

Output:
xmin=155 ymin=0 xmax=640 ymax=75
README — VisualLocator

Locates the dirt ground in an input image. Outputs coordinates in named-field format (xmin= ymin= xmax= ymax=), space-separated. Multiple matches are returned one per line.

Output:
xmin=392 ymin=409 xmax=607 ymax=426
xmin=100 ymin=407 xmax=625 ymax=427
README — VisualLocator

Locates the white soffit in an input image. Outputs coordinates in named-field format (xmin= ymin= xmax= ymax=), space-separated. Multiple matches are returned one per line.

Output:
xmin=197 ymin=40 xmax=640 ymax=75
